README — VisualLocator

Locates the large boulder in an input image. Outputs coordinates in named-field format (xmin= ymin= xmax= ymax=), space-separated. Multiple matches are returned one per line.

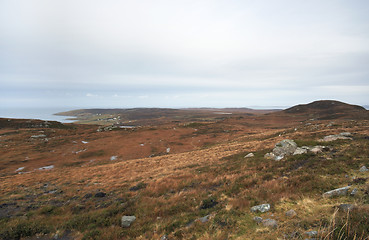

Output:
xmin=265 ymin=139 xmax=298 ymax=160
xmin=272 ymin=139 xmax=298 ymax=158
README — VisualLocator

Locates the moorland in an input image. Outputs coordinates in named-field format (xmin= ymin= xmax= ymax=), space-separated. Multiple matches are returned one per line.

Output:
xmin=0 ymin=100 xmax=368 ymax=240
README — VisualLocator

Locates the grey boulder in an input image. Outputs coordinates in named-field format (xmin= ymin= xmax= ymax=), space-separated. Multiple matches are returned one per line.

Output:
xmin=323 ymin=186 xmax=350 ymax=198
xmin=121 ymin=215 xmax=136 ymax=228
xmin=262 ymin=219 xmax=278 ymax=229
xmin=251 ymin=204 xmax=270 ymax=213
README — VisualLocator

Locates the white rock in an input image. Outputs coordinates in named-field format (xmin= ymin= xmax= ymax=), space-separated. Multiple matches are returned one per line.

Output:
xmin=38 ymin=165 xmax=54 ymax=170
xmin=245 ymin=153 xmax=254 ymax=158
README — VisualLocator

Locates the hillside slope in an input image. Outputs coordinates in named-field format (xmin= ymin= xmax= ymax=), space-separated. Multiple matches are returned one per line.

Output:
xmin=282 ymin=100 xmax=369 ymax=120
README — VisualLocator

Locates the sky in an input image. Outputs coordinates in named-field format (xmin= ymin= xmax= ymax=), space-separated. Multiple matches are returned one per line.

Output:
xmin=1 ymin=0 xmax=369 ymax=109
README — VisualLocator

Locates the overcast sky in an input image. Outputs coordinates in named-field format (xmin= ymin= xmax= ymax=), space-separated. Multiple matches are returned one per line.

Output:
xmin=1 ymin=0 xmax=368 ymax=109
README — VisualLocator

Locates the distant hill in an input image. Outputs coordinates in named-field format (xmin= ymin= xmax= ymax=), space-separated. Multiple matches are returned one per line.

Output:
xmin=282 ymin=100 xmax=369 ymax=120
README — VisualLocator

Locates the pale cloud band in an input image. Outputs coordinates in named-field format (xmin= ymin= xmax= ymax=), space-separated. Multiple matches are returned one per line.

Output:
xmin=1 ymin=0 xmax=368 ymax=108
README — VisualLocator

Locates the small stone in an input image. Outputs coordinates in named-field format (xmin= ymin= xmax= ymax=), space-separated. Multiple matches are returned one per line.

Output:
xmin=262 ymin=219 xmax=278 ymax=229
xmin=350 ymin=188 xmax=358 ymax=196
xmin=121 ymin=215 xmax=136 ymax=228
xmin=251 ymin=204 xmax=270 ymax=213
xmin=245 ymin=153 xmax=254 ymax=158
xmin=304 ymin=231 xmax=318 ymax=237
xmin=253 ymin=216 xmax=263 ymax=223
xmin=286 ymin=209 xmax=297 ymax=217
xmin=160 ymin=235 xmax=169 ymax=240
xmin=110 ymin=156 xmax=118 ymax=161
xmin=199 ymin=215 xmax=210 ymax=223
xmin=359 ymin=166 xmax=368 ymax=172
xmin=94 ymin=192 xmax=106 ymax=198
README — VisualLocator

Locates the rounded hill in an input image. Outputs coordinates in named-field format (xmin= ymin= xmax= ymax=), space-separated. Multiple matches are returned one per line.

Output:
xmin=282 ymin=100 xmax=368 ymax=120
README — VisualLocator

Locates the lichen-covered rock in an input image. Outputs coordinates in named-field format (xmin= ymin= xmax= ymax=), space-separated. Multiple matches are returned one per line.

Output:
xmin=323 ymin=186 xmax=350 ymax=198
xmin=121 ymin=215 xmax=136 ymax=228
xmin=320 ymin=133 xmax=352 ymax=142
xmin=251 ymin=204 xmax=270 ymax=213
xmin=272 ymin=139 xmax=298 ymax=158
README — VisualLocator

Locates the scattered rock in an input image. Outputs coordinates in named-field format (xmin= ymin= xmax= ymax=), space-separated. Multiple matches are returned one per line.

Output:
xmin=264 ymin=152 xmax=276 ymax=160
xmin=293 ymin=147 xmax=307 ymax=155
xmin=310 ymin=145 xmax=326 ymax=154
xmin=251 ymin=204 xmax=270 ymax=213
xmin=38 ymin=165 xmax=54 ymax=170
xmin=121 ymin=215 xmax=136 ymax=228
xmin=198 ymin=215 xmax=210 ymax=223
xmin=286 ymin=209 xmax=297 ymax=217
xmin=129 ymin=182 xmax=147 ymax=191
xmin=350 ymin=188 xmax=358 ymax=196
xmin=245 ymin=153 xmax=254 ymax=158
xmin=338 ymin=204 xmax=355 ymax=212
xmin=304 ymin=231 xmax=318 ymax=237
xmin=359 ymin=166 xmax=368 ymax=172
xmin=261 ymin=219 xmax=278 ymax=229
xmin=31 ymin=134 xmax=47 ymax=138
xmin=82 ymin=141 xmax=89 ymax=144
xmin=340 ymin=132 xmax=352 ymax=137
xmin=94 ymin=192 xmax=106 ymax=198
xmin=160 ymin=235 xmax=169 ymax=240
xmin=323 ymin=186 xmax=350 ymax=198
xmin=320 ymin=133 xmax=352 ymax=142
xmin=15 ymin=167 xmax=25 ymax=172
xmin=83 ymin=193 xmax=93 ymax=199
xmin=253 ymin=216 xmax=263 ymax=223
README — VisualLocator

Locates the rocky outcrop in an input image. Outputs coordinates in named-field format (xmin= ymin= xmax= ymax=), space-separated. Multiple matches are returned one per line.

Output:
xmin=264 ymin=140 xmax=297 ymax=160
xmin=273 ymin=140 xmax=297 ymax=158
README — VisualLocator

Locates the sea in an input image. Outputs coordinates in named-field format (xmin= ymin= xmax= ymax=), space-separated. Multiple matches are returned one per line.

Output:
xmin=0 ymin=107 xmax=77 ymax=123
